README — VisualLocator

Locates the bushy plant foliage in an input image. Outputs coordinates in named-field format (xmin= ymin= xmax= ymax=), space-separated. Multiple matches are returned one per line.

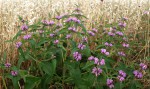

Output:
xmin=1 ymin=8 xmax=149 ymax=89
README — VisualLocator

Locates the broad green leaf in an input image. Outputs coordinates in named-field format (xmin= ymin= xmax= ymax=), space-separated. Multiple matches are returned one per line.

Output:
xmin=82 ymin=61 xmax=94 ymax=70
xmin=24 ymin=75 xmax=41 ymax=89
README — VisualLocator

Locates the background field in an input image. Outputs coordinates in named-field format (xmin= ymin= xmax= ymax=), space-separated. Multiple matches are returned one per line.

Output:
xmin=0 ymin=0 xmax=149 ymax=70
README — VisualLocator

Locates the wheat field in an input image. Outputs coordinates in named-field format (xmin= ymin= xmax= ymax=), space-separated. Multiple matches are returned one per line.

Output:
xmin=0 ymin=0 xmax=150 ymax=60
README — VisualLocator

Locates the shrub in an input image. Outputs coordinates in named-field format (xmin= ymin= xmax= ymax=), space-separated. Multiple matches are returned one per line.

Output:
xmin=0 ymin=8 xmax=149 ymax=89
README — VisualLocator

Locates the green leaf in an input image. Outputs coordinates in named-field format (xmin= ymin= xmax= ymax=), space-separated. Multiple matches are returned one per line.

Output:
xmin=41 ymin=74 xmax=53 ymax=89
xmin=82 ymin=61 xmax=94 ymax=70
xmin=24 ymin=75 xmax=41 ymax=89
xmin=18 ymin=15 xmax=23 ymax=21
xmin=114 ymin=82 xmax=122 ymax=89
xmin=39 ymin=59 xmax=56 ymax=75
xmin=12 ymin=77 xmax=20 ymax=89
xmin=28 ymin=39 xmax=36 ymax=49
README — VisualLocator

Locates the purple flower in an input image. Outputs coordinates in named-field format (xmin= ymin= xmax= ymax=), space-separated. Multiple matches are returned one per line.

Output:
xmin=118 ymin=22 xmax=126 ymax=28
xmin=105 ymin=42 xmax=113 ymax=47
xmin=105 ymin=42 xmax=109 ymax=46
xmin=5 ymin=63 xmax=11 ymax=68
xmin=68 ymin=27 xmax=77 ymax=32
xmin=101 ymin=49 xmax=110 ymax=56
xmin=88 ymin=56 xmax=94 ymax=61
xmin=117 ymin=70 xmax=126 ymax=82
xmin=11 ymin=71 xmax=18 ymax=76
xmin=23 ymin=34 xmax=31 ymax=40
xmin=92 ymin=28 xmax=98 ymax=33
xmin=143 ymin=11 xmax=149 ymax=15
xmin=117 ymin=76 xmax=125 ymax=82
xmin=122 ymin=43 xmax=129 ymax=48
xmin=116 ymin=31 xmax=123 ymax=36
xmin=39 ymin=30 xmax=44 ymax=34
xmin=78 ymin=43 xmax=86 ymax=50
xmin=123 ymin=37 xmax=128 ymax=41
xmin=50 ymin=33 xmax=55 ymax=37
xmin=66 ymin=34 xmax=72 ymax=39
xmin=73 ymin=52 xmax=82 ymax=61
xmin=56 ymin=15 xmax=63 ymax=20
xmin=133 ymin=70 xmax=138 ymax=76
xmin=56 ymin=23 xmax=63 ymax=27
xmin=16 ymin=42 xmax=22 ymax=48
xmin=140 ymin=63 xmax=147 ymax=70
xmin=92 ymin=67 xmax=102 ymax=77
xmin=105 ymin=52 xmax=110 ymax=56
xmin=88 ymin=31 xmax=95 ymax=36
xmin=53 ymin=40 xmax=59 ymax=44
xmin=65 ymin=17 xmax=80 ymax=23
xmin=133 ymin=70 xmax=143 ymax=78
xmin=107 ymin=79 xmax=114 ymax=89
xmin=118 ymin=52 xmax=126 ymax=56
xmin=109 ymin=43 xmax=113 ymax=47
xmin=101 ymin=48 xmax=106 ymax=53
xmin=94 ymin=57 xmax=99 ymax=65
xmin=47 ymin=21 xmax=55 ymax=25
xmin=122 ymin=17 xmax=128 ymax=21
xmin=75 ymin=8 xmax=81 ymax=12
xmin=119 ymin=70 xmax=126 ymax=77
xmin=72 ymin=17 xmax=80 ymax=23
xmin=108 ymin=32 xmax=115 ymax=36
xmin=100 ymin=59 xmax=105 ymax=65
xmin=82 ymin=37 xmax=88 ymax=43
xmin=41 ymin=20 xmax=48 ymax=24
xmin=21 ymin=24 xmax=28 ymax=31
xmin=94 ymin=58 xmax=105 ymax=65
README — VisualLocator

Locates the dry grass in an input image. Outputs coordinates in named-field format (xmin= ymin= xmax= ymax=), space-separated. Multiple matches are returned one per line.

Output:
xmin=0 ymin=0 xmax=149 ymax=61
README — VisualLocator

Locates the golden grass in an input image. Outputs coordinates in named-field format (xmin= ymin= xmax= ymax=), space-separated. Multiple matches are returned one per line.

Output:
xmin=0 ymin=0 xmax=149 ymax=60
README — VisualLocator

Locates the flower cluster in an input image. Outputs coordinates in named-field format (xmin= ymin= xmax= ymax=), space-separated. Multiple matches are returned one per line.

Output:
xmin=118 ymin=22 xmax=126 ymax=28
xmin=118 ymin=51 xmax=126 ymax=56
xmin=65 ymin=17 xmax=80 ymax=23
xmin=73 ymin=52 xmax=82 ymax=61
xmin=101 ymin=48 xmax=110 ymax=56
xmin=53 ymin=40 xmax=59 ymax=44
xmin=133 ymin=70 xmax=143 ymax=78
xmin=23 ymin=34 xmax=31 ymax=40
xmin=11 ymin=71 xmax=18 ymax=76
xmin=116 ymin=31 xmax=123 ymax=36
xmin=68 ymin=27 xmax=77 ymax=32
xmin=55 ymin=15 xmax=63 ymax=20
xmin=50 ymin=33 xmax=55 ymax=37
xmin=21 ymin=24 xmax=28 ymax=31
xmin=104 ymin=42 xmax=113 ymax=47
xmin=82 ymin=37 xmax=88 ymax=43
xmin=92 ymin=67 xmax=102 ymax=77
xmin=78 ymin=43 xmax=86 ymax=50
xmin=117 ymin=70 xmax=126 ymax=82
xmin=88 ymin=56 xmax=105 ymax=65
xmin=87 ymin=31 xmax=95 ymax=36
xmin=16 ymin=42 xmax=22 ymax=48
xmin=139 ymin=63 xmax=147 ymax=70
xmin=122 ymin=43 xmax=129 ymax=48
xmin=5 ymin=63 xmax=11 ymax=68
xmin=108 ymin=32 xmax=115 ymax=36
xmin=92 ymin=28 xmax=98 ymax=33
xmin=39 ymin=30 xmax=44 ymax=34
xmin=107 ymin=79 xmax=114 ymax=89
xmin=41 ymin=20 xmax=55 ymax=25
xmin=66 ymin=34 xmax=72 ymax=39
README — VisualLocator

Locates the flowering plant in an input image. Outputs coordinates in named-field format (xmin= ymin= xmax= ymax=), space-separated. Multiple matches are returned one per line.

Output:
xmin=1 ymin=8 xmax=149 ymax=89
